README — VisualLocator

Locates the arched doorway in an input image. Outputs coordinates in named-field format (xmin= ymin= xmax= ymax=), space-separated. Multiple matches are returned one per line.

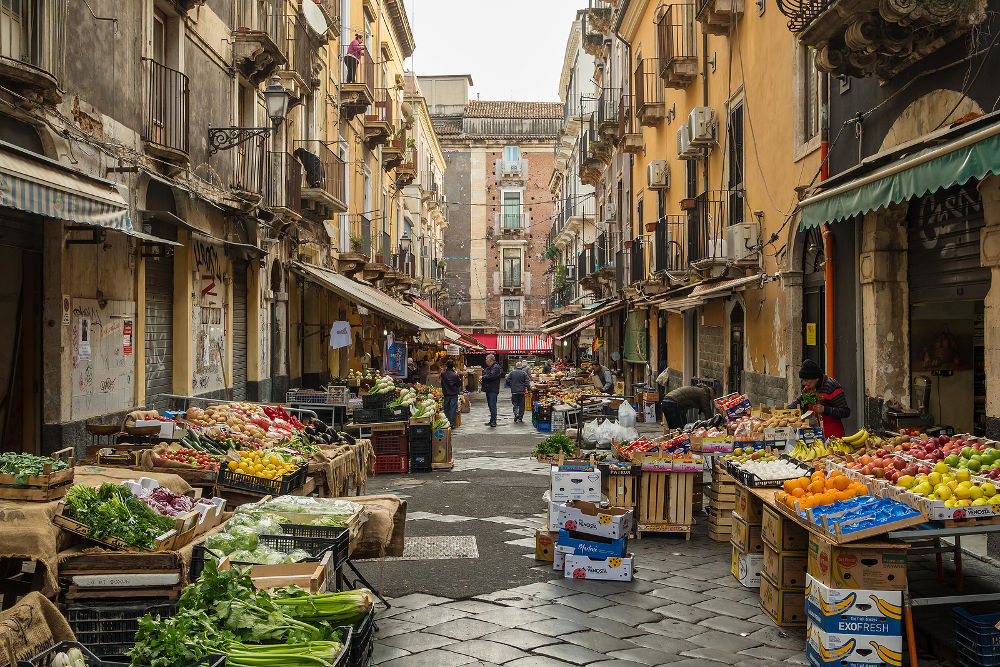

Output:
xmin=727 ymin=302 xmax=745 ymax=395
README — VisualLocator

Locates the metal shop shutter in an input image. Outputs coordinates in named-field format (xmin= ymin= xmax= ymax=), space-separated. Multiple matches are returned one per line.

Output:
xmin=232 ymin=259 xmax=249 ymax=401
xmin=144 ymin=252 xmax=174 ymax=409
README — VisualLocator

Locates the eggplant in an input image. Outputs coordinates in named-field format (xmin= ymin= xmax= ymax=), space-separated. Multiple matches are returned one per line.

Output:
xmin=314 ymin=420 xmax=328 ymax=434
xmin=305 ymin=425 xmax=317 ymax=436
xmin=342 ymin=432 xmax=356 ymax=445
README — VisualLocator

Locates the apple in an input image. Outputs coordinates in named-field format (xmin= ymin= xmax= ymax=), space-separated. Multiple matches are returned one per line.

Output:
xmin=893 ymin=459 xmax=907 ymax=470
xmin=859 ymin=454 xmax=873 ymax=466
xmin=939 ymin=435 xmax=951 ymax=444
xmin=917 ymin=466 xmax=932 ymax=475
xmin=900 ymin=441 xmax=911 ymax=451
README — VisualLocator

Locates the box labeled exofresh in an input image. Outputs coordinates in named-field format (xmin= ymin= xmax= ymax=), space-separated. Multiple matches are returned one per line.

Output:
xmin=806 ymin=622 xmax=903 ymax=666
xmin=805 ymin=575 xmax=903 ymax=637
xmin=557 ymin=501 xmax=633 ymax=540
xmin=563 ymin=553 xmax=634 ymax=581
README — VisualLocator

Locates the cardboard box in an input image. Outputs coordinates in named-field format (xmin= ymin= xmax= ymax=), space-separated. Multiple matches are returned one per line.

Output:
xmin=762 ymin=504 xmax=809 ymax=552
xmin=556 ymin=529 xmax=627 ymax=558
xmin=731 ymin=545 xmax=764 ymax=588
xmin=557 ymin=501 xmax=633 ymax=540
xmin=805 ymin=575 xmax=903 ymax=636
xmin=535 ymin=528 xmax=554 ymax=562
xmin=136 ymin=418 xmax=175 ymax=439
xmin=730 ymin=512 xmax=765 ymax=554
xmin=550 ymin=465 xmax=602 ymax=502
xmin=542 ymin=491 xmax=564 ymax=532
xmin=699 ymin=436 xmax=735 ymax=453
xmin=563 ymin=553 xmax=634 ymax=581
xmin=764 ymin=545 xmax=808 ymax=589
xmin=806 ymin=622 xmax=903 ymax=666
xmin=759 ymin=573 xmax=806 ymax=627
xmin=735 ymin=485 xmax=764 ymax=523
xmin=553 ymin=550 xmax=565 ymax=571
xmin=807 ymin=535 xmax=907 ymax=591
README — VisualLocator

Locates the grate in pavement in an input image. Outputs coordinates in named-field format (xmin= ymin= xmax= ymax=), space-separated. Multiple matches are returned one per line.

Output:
xmin=383 ymin=535 xmax=480 ymax=561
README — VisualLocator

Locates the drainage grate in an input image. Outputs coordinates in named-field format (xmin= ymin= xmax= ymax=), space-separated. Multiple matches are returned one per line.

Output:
xmin=383 ymin=535 xmax=479 ymax=561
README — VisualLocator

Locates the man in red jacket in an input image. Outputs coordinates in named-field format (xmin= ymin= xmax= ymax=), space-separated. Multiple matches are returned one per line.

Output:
xmin=788 ymin=359 xmax=850 ymax=438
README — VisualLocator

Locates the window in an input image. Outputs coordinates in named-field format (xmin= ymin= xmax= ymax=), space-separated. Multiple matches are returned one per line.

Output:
xmin=502 ymin=248 xmax=521 ymax=287
xmin=803 ymin=46 xmax=820 ymax=141
xmin=153 ymin=8 xmax=166 ymax=64
xmin=727 ymin=102 xmax=745 ymax=226
xmin=503 ymin=146 xmax=519 ymax=162
xmin=502 ymin=191 xmax=522 ymax=228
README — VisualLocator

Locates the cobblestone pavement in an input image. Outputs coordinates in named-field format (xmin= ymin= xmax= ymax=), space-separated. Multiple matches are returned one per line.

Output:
xmin=355 ymin=390 xmax=970 ymax=666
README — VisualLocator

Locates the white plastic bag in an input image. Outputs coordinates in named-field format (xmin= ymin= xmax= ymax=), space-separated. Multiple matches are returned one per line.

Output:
xmin=620 ymin=426 xmax=639 ymax=442
xmin=582 ymin=419 xmax=600 ymax=446
xmin=618 ymin=401 xmax=637 ymax=428
xmin=597 ymin=419 xmax=616 ymax=447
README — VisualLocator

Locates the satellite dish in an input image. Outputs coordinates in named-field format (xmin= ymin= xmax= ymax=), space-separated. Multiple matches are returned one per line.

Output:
xmin=302 ymin=1 xmax=329 ymax=37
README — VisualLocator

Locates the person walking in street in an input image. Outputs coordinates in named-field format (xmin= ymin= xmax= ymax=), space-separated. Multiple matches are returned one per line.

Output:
xmin=662 ymin=384 xmax=716 ymax=429
xmin=440 ymin=359 xmax=462 ymax=428
xmin=481 ymin=354 xmax=504 ymax=427
xmin=506 ymin=361 xmax=531 ymax=424
xmin=345 ymin=34 xmax=363 ymax=83
xmin=788 ymin=358 xmax=850 ymax=438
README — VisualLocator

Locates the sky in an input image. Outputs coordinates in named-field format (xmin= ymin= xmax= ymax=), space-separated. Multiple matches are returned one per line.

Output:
xmin=404 ymin=0 xmax=583 ymax=102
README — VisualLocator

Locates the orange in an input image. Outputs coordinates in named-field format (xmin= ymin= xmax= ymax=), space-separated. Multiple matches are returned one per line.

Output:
xmin=811 ymin=471 xmax=827 ymax=484
xmin=795 ymin=476 xmax=811 ymax=490
xmin=828 ymin=469 xmax=842 ymax=479
xmin=776 ymin=491 xmax=789 ymax=504
xmin=808 ymin=480 xmax=826 ymax=494
xmin=832 ymin=476 xmax=851 ymax=492
xmin=783 ymin=479 xmax=798 ymax=494
xmin=791 ymin=487 xmax=806 ymax=498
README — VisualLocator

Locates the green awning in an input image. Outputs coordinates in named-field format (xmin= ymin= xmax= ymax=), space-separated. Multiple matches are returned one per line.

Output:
xmin=800 ymin=122 xmax=1000 ymax=229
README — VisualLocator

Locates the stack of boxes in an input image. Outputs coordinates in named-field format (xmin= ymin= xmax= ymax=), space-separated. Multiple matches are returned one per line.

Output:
xmin=408 ymin=424 xmax=432 ymax=472
xmin=707 ymin=464 xmax=737 ymax=541
xmin=759 ymin=505 xmax=809 ymax=627
xmin=805 ymin=537 xmax=907 ymax=667
xmin=730 ymin=486 xmax=765 ymax=588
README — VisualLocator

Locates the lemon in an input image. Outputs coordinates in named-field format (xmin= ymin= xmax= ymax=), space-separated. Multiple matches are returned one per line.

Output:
xmin=228 ymin=460 xmax=238 ymax=471
xmin=956 ymin=469 xmax=972 ymax=483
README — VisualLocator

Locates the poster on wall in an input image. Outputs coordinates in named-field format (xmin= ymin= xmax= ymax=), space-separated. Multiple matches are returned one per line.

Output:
xmin=78 ymin=318 xmax=91 ymax=360
xmin=123 ymin=320 xmax=133 ymax=355
xmin=385 ymin=341 xmax=407 ymax=378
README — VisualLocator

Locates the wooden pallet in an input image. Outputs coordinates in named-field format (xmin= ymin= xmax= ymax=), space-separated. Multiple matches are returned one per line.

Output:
xmin=431 ymin=461 xmax=454 ymax=471
xmin=637 ymin=471 xmax=696 ymax=539
xmin=63 ymin=584 xmax=182 ymax=602
xmin=636 ymin=521 xmax=693 ymax=540
xmin=605 ymin=474 xmax=639 ymax=509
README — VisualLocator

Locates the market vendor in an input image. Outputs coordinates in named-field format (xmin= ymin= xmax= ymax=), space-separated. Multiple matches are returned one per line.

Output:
xmin=661 ymin=385 xmax=715 ymax=430
xmin=788 ymin=358 xmax=850 ymax=438
xmin=590 ymin=361 xmax=614 ymax=393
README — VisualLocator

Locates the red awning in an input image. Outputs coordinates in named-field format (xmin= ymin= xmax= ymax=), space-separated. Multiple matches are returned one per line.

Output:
xmin=471 ymin=334 xmax=553 ymax=354
xmin=411 ymin=298 xmax=486 ymax=349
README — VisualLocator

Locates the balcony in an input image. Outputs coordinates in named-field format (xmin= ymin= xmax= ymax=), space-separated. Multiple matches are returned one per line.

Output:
xmin=587 ymin=0 xmax=614 ymax=34
xmin=233 ymin=1 xmax=286 ymax=86
xmin=340 ymin=47 xmax=374 ymax=121
xmin=363 ymin=231 xmax=392 ymax=282
xmin=337 ymin=214 xmax=371 ymax=277
xmin=696 ymin=0 xmax=744 ymax=35
xmin=634 ymin=58 xmax=665 ymax=126
xmin=383 ymin=131 xmax=406 ymax=170
xmin=629 ymin=237 xmax=647 ymax=284
xmin=596 ymin=87 xmax=620 ymax=142
xmin=141 ymin=58 xmax=189 ymax=162
xmin=293 ymin=140 xmax=346 ymax=216
xmin=689 ymin=189 xmax=748 ymax=271
xmin=396 ymin=147 xmax=417 ymax=187
xmin=495 ymin=157 xmax=530 ymax=181
xmin=654 ymin=215 xmax=687 ymax=273
xmin=775 ymin=0 xmax=985 ymax=79
xmin=265 ymin=152 xmax=302 ymax=217
xmin=282 ymin=15 xmax=323 ymax=101
xmin=364 ymin=88 xmax=393 ymax=147
xmin=231 ymin=135 xmax=268 ymax=199
xmin=495 ymin=211 xmax=529 ymax=234
xmin=618 ymin=94 xmax=643 ymax=154
xmin=656 ymin=3 xmax=699 ymax=89
xmin=0 ymin=0 xmax=66 ymax=104
xmin=582 ymin=30 xmax=606 ymax=58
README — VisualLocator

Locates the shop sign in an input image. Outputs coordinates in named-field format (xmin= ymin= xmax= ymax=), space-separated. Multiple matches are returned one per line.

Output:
xmin=445 ymin=344 xmax=460 ymax=356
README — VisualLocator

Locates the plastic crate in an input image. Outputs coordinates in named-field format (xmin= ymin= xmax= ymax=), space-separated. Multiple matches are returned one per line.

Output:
xmin=362 ymin=393 xmax=392 ymax=409
xmin=409 ymin=438 xmax=432 ymax=456
xmin=287 ymin=389 xmax=330 ymax=404
xmin=217 ymin=461 xmax=308 ymax=496
xmin=279 ymin=523 xmax=350 ymax=570
xmin=379 ymin=406 xmax=408 ymax=422
xmin=349 ymin=611 xmax=375 ymax=667
xmin=954 ymin=607 xmax=1000 ymax=666
xmin=374 ymin=454 xmax=408 ymax=474
xmin=353 ymin=408 xmax=381 ymax=424
xmin=534 ymin=422 xmax=552 ymax=432
xmin=28 ymin=642 xmax=105 ymax=667
xmin=410 ymin=453 xmax=432 ymax=472
xmin=66 ymin=601 xmax=176 ymax=659
xmin=372 ymin=431 xmax=408 ymax=456
xmin=409 ymin=424 xmax=432 ymax=440
xmin=327 ymin=385 xmax=349 ymax=407
xmin=190 ymin=533 xmax=339 ymax=580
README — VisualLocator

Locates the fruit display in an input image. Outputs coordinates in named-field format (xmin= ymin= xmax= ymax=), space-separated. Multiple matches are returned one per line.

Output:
xmin=185 ymin=404 xmax=304 ymax=444
xmin=227 ymin=450 xmax=305 ymax=481
xmin=890 ymin=464 xmax=1000 ymax=507
xmin=776 ymin=470 xmax=869 ymax=510
xmin=731 ymin=456 xmax=807 ymax=480
xmin=155 ymin=448 xmax=223 ymax=470
xmin=802 ymin=495 xmax=921 ymax=534
xmin=723 ymin=447 xmax=775 ymax=464
xmin=841 ymin=453 xmax=932 ymax=483
xmin=790 ymin=439 xmax=830 ymax=461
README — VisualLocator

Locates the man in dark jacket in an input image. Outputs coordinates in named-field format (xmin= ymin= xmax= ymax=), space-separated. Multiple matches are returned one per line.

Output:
xmin=481 ymin=354 xmax=504 ymax=427
xmin=440 ymin=360 xmax=463 ymax=428
xmin=591 ymin=362 xmax=614 ymax=393
xmin=506 ymin=361 xmax=531 ymax=423
xmin=662 ymin=385 xmax=716 ymax=429
xmin=788 ymin=359 xmax=850 ymax=437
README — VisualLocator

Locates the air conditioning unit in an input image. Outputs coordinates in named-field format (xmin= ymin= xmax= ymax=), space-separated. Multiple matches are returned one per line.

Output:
xmin=506 ymin=307 xmax=518 ymax=317
xmin=689 ymin=107 xmax=716 ymax=147
xmin=504 ymin=318 xmax=520 ymax=331
xmin=566 ymin=264 xmax=577 ymax=280
xmin=706 ymin=238 xmax=728 ymax=260
xmin=647 ymin=161 xmax=670 ymax=189
xmin=677 ymin=124 xmax=701 ymax=160
xmin=605 ymin=201 xmax=618 ymax=220
xmin=725 ymin=222 xmax=760 ymax=260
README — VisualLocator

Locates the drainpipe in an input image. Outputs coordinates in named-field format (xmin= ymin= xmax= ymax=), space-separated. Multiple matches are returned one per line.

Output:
xmin=820 ymin=73 xmax=834 ymax=375
xmin=701 ymin=31 xmax=710 ymax=219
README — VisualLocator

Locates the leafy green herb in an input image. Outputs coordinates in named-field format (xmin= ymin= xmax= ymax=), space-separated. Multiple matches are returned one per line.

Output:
xmin=801 ymin=390 xmax=818 ymax=411
xmin=63 ymin=483 xmax=175 ymax=549
xmin=0 ymin=452 xmax=69 ymax=485
xmin=531 ymin=431 xmax=577 ymax=458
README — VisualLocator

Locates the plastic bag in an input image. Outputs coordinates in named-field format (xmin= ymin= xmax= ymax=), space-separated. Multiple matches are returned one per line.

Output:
xmin=582 ymin=419 xmax=600 ymax=446
xmin=597 ymin=419 xmax=616 ymax=447
xmin=618 ymin=401 xmax=637 ymax=428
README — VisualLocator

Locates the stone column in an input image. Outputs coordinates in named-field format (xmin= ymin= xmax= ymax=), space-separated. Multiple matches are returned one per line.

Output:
xmin=977 ymin=174 xmax=1000 ymax=439
xmin=781 ymin=268 xmax=804 ymax=405
xmin=858 ymin=203 xmax=910 ymax=428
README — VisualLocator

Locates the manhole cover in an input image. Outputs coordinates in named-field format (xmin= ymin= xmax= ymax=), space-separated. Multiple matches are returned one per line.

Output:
xmin=384 ymin=535 xmax=479 ymax=561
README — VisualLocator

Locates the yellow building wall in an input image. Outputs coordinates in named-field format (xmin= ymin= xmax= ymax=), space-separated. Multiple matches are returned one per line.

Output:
xmin=667 ymin=312 xmax=684 ymax=370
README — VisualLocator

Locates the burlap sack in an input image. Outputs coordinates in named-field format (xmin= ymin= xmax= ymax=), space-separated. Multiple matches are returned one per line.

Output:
xmin=0 ymin=500 xmax=67 ymax=598
xmin=348 ymin=494 xmax=406 ymax=559
xmin=124 ymin=409 xmax=160 ymax=426
xmin=0 ymin=592 xmax=74 ymax=664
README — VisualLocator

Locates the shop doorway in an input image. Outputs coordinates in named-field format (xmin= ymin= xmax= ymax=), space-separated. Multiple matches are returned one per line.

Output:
xmin=232 ymin=259 xmax=249 ymax=401
xmin=144 ymin=218 xmax=176 ymax=410
xmin=728 ymin=302 xmax=745 ymax=395
xmin=270 ymin=259 xmax=288 ymax=402
xmin=0 ymin=216 xmax=42 ymax=454
xmin=802 ymin=226 xmax=825 ymax=368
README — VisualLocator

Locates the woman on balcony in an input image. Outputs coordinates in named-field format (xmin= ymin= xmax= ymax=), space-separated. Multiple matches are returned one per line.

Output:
xmin=346 ymin=34 xmax=364 ymax=83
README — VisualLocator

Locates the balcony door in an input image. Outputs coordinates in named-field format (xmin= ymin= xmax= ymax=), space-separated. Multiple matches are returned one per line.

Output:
xmin=502 ymin=190 xmax=522 ymax=229
xmin=0 ymin=0 xmax=25 ymax=62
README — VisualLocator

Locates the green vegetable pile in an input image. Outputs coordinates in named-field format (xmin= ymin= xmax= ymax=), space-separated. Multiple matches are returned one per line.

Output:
xmin=0 ymin=452 xmax=69 ymax=484
xmin=531 ymin=431 xmax=577 ymax=458
xmin=63 ymin=483 xmax=176 ymax=549
xmin=131 ymin=561 xmax=370 ymax=667
xmin=203 ymin=512 xmax=313 ymax=565
xmin=433 ymin=415 xmax=450 ymax=430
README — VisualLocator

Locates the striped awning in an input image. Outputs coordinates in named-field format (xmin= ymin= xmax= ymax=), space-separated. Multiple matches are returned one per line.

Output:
xmin=471 ymin=334 xmax=553 ymax=354
xmin=0 ymin=142 xmax=132 ymax=232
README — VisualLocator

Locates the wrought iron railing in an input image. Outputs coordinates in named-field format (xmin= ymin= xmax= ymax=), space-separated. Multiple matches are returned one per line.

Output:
xmin=233 ymin=134 xmax=268 ymax=195
xmin=367 ymin=88 xmax=393 ymax=125
xmin=0 ymin=0 xmax=66 ymax=81
xmin=342 ymin=44 xmax=374 ymax=98
xmin=618 ymin=93 xmax=635 ymax=138
xmin=630 ymin=237 xmax=645 ymax=283
xmin=292 ymin=17 xmax=315 ymax=86
xmin=655 ymin=215 xmax=687 ymax=271
xmin=597 ymin=87 xmax=620 ymax=127
xmin=293 ymin=140 xmax=345 ymax=205
xmin=615 ymin=250 xmax=625 ymax=289
xmin=142 ymin=58 xmax=189 ymax=155
xmin=238 ymin=0 xmax=284 ymax=48
xmin=656 ymin=3 xmax=698 ymax=74
xmin=634 ymin=58 xmax=664 ymax=117
xmin=266 ymin=152 xmax=302 ymax=213
xmin=775 ymin=0 xmax=832 ymax=32
xmin=345 ymin=214 xmax=372 ymax=257
xmin=691 ymin=190 xmax=745 ymax=262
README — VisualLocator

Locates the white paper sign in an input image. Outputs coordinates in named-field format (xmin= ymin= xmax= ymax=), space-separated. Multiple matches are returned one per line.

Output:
xmin=329 ymin=320 xmax=352 ymax=349
xmin=78 ymin=318 xmax=91 ymax=359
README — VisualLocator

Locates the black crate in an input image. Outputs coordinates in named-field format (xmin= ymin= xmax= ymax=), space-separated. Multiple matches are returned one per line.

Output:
xmin=411 ymin=453 xmax=432 ymax=472
xmin=66 ymin=600 xmax=176 ymax=660
xmin=362 ymin=392 xmax=392 ymax=409
xmin=409 ymin=437 xmax=432 ymax=456
xmin=353 ymin=408 xmax=380 ymax=424
xmin=349 ymin=611 xmax=375 ymax=667
xmin=217 ymin=461 xmax=308 ymax=496
xmin=190 ymin=532 xmax=340 ymax=580
xmin=277 ymin=523 xmax=350 ymax=570
xmin=379 ymin=406 xmax=408 ymax=422
xmin=409 ymin=424 xmax=432 ymax=440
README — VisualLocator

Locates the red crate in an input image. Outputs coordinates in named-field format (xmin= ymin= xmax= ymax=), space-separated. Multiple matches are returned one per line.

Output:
xmin=374 ymin=454 xmax=408 ymax=474
xmin=373 ymin=432 xmax=408 ymax=456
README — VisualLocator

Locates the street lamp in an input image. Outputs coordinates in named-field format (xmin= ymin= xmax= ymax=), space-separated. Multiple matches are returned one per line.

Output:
xmin=208 ymin=76 xmax=291 ymax=154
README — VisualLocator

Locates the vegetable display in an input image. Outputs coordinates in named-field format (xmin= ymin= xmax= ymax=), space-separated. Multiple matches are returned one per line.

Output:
xmin=133 ymin=485 xmax=198 ymax=518
xmin=63 ymin=483 xmax=176 ymax=550
xmin=254 ymin=496 xmax=363 ymax=520
xmin=272 ymin=587 xmax=374 ymax=626
xmin=227 ymin=449 xmax=304 ymax=481
xmin=156 ymin=448 xmax=222 ymax=470
xmin=531 ymin=431 xmax=577 ymax=458
xmin=366 ymin=374 xmax=397 ymax=395
xmin=0 ymin=452 xmax=69 ymax=483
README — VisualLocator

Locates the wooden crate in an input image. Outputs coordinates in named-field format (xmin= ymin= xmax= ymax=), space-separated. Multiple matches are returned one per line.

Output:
xmin=638 ymin=471 xmax=696 ymax=535
xmin=0 ymin=447 xmax=75 ymax=501
xmin=219 ymin=552 xmax=331 ymax=593
xmin=52 ymin=503 xmax=196 ymax=552
xmin=59 ymin=551 xmax=184 ymax=601
xmin=605 ymin=474 xmax=638 ymax=509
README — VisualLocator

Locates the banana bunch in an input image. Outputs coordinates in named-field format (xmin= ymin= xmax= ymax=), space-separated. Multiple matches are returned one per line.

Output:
xmin=791 ymin=438 xmax=829 ymax=461
xmin=827 ymin=437 xmax=854 ymax=454
xmin=843 ymin=428 xmax=870 ymax=448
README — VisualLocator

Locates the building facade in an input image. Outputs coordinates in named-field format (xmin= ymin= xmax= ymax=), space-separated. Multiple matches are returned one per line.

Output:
xmin=420 ymin=75 xmax=562 ymax=336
